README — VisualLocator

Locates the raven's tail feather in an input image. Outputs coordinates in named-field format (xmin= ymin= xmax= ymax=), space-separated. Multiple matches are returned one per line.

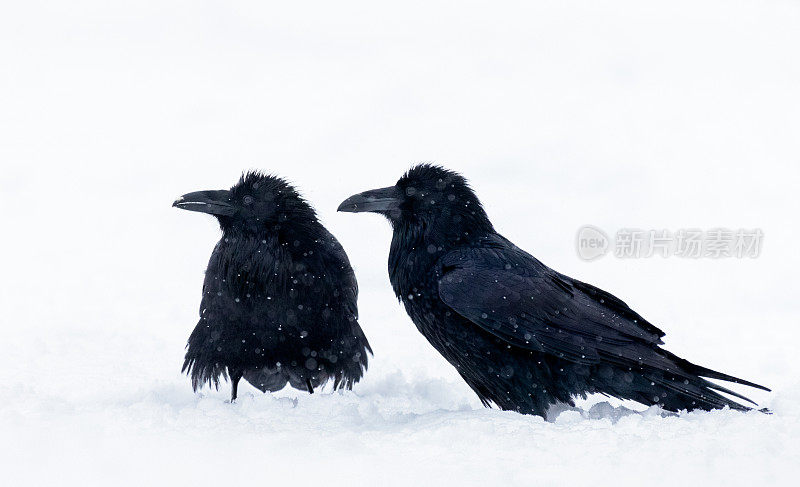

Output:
xmin=703 ymin=380 xmax=759 ymax=406
xmin=678 ymin=359 xmax=771 ymax=392
xmin=646 ymin=374 xmax=750 ymax=412
xmin=638 ymin=352 xmax=770 ymax=413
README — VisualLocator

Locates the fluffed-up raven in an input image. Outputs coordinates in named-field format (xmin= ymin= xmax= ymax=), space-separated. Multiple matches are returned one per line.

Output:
xmin=338 ymin=164 xmax=769 ymax=417
xmin=174 ymin=172 xmax=372 ymax=401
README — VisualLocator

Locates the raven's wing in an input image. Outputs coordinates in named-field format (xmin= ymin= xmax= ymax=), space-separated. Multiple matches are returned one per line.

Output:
xmin=319 ymin=228 xmax=360 ymax=323
xmin=438 ymin=244 xmax=680 ymax=372
xmin=317 ymin=228 xmax=373 ymax=386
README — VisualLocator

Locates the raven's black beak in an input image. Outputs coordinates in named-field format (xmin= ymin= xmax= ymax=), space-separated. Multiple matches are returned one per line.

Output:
xmin=173 ymin=190 xmax=236 ymax=217
xmin=337 ymin=186 xmax=402 ymax=213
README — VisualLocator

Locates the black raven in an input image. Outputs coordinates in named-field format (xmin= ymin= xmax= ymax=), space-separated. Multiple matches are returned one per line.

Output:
xmin=174 ymin=172 xmax=371 ymax=401
xmin=338 ymin=164 xmax=769 ymax=417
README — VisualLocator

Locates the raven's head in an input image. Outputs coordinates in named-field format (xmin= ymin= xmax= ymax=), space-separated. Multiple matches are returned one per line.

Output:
xmin=173 ymin=171 xmax=315 ymax=235
xmin=338 ymin=164 xmax=493 ymax=237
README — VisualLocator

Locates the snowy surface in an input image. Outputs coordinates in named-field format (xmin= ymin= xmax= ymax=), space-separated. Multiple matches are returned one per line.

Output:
xmin=1 ymin=1 xmax=799 ymax=485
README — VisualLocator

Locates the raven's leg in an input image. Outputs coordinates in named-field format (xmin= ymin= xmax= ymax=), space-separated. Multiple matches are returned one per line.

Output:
xmin=230 ymin=369 xmax=243 ymax=402
xmin=306 ymin=378 xmax=314 ymax=394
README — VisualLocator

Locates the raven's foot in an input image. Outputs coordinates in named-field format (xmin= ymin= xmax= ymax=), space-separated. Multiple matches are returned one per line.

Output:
xmin=230 ymin=369 xmax=243 ymax=403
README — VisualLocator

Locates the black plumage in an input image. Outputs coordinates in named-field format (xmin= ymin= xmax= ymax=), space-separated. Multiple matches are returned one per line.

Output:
xmin=174 ymin=172 xmax=371 ymax=401
xmin=338 ymin=164 xmax=768 ymax=417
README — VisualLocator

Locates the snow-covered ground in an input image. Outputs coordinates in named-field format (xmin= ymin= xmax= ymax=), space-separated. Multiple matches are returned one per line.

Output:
xmin=1 ymin=1 xmax=799 ymax=485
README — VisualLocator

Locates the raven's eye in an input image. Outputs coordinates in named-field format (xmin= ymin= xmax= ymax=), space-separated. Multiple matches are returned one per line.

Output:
xmin=243 ymin=195 xmax=254 ymax=205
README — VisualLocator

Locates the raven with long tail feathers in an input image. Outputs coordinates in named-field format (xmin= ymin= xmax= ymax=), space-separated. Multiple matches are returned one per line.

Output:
xmin=339 ymin=164 xmax=768 ymax=417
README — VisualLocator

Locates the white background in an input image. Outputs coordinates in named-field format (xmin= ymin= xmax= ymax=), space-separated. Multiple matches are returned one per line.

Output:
xmin=1 ymin=1 xmax=798 ymax=485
